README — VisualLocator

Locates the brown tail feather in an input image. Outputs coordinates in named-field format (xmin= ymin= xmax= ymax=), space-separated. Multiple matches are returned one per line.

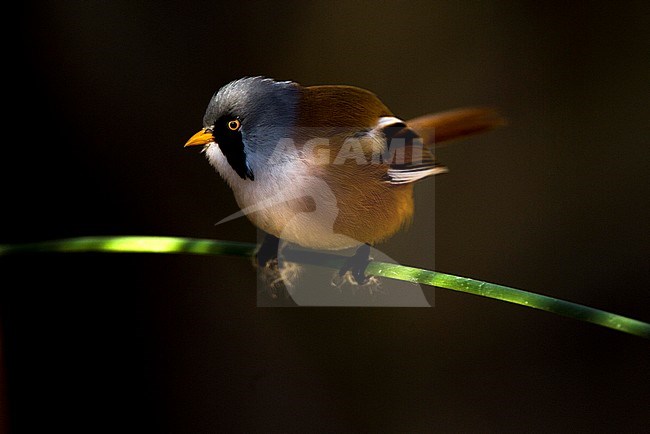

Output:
xmin=406 ymin=107 xmax=507 ymax=147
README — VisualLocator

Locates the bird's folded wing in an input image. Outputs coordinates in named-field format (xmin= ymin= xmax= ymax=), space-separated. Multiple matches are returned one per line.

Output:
xmin=378 ymin=118 xmax=448 ymax=185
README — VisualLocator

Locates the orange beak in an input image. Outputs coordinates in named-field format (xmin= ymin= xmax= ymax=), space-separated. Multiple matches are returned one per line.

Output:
xmin=184 ymin=129 xmax=214 ymax=147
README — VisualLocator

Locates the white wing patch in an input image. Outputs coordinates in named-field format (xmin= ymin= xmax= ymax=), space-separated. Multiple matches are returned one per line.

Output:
xmin=386 ymin=165 xmax=449 ymax=185
xmin=374 ymin=117 xmax=448 ymax=185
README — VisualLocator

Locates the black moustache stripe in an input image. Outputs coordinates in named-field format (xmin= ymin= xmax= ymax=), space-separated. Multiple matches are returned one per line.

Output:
xmin=219 ymin=140 xmax=254 ymax=181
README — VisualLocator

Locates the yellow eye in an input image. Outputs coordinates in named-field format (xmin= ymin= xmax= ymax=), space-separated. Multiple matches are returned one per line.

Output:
xmin=227 ymin=119 xmax=241 ymax=131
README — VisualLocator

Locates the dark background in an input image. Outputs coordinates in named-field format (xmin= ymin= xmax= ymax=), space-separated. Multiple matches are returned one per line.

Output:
xmin=3 ymin=1 xmax=649 ymax=432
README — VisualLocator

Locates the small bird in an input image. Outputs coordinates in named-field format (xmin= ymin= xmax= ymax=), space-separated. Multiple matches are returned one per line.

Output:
xmin=185 ymin=77 xmax=504 ymax=284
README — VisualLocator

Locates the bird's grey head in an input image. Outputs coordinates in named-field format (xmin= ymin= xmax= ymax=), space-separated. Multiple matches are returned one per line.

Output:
xmin=201 ymin=77 xmax=299 ymax=181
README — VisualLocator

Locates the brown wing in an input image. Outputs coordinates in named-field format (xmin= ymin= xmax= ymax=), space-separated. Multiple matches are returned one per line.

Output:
xmin=296 ymin=85 xmax=393 ymax=128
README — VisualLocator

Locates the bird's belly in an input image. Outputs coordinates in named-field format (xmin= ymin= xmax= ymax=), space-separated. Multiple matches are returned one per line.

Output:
xmin=234 ymin=173 xmax=363 ymax=250
xmin=232 ymin=167 xmax=414 ymax=251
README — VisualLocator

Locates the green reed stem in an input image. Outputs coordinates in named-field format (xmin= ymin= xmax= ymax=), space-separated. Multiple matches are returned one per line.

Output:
xmin=1 ymin=236 xmax=648 ymax=339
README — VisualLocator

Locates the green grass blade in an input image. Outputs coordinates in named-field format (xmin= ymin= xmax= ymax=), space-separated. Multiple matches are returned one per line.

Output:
xmin=365 ymin=262 xmax=650 ymax=339
xmin=1 ymin=236 xmax=648 ymax=339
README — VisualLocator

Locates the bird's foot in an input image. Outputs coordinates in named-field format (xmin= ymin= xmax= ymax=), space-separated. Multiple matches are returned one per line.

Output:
xmin=256 ymin=257 xmax=302 ymax=298
xmin=254 ymin=233 xmax=280 ymax=268
xmin=337 ymin=244 xmax=372 ymax=285
xmin=254 ymin=234 xmax=303 ymax=297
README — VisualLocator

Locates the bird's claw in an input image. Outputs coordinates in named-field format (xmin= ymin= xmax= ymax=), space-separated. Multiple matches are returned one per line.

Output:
xmin=254 ymin=233 xmax=280 ymax=268
xmin=338 ymin=244 xmax=372 ymax=285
